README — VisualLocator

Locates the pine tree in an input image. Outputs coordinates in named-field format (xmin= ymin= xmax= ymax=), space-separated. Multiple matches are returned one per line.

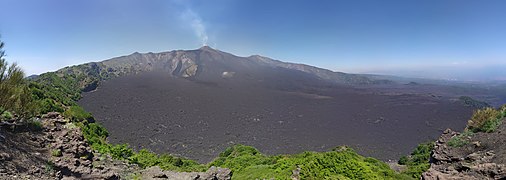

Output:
xmin=0 ymin=37 xmax=34 ymax=119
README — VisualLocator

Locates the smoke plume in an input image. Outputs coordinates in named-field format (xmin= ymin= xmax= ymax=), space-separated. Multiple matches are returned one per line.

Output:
xmin=182 ymin=9 xmax=208 ymax=46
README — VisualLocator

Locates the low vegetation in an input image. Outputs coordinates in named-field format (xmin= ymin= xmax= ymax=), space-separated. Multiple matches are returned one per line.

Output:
xmin=466 ymin=106 xmax=506 ymax=133
xmin=445 ymin=106 xmax=506 ymax=149
xmin=64 ymin=105 xmax=93 ymax=122
xmin=77 ymin=118 xmax=414 ymax=179
xmin=397 ymin=142 xmax=434 ymax=179
xmin=448 ymin=131 xmax=474 ymax=147
xmin=210 ymin=145 xmax=412 ymax=179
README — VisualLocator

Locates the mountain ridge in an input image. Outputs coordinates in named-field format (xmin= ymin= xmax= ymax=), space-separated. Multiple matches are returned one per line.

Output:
xmin=46 ymin=46 xmax=384 ymax=93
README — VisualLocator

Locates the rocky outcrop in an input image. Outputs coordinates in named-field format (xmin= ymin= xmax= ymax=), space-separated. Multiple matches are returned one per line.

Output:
xmin=139 ymin=166 xmax=232 ymax=180
xmin=44 ymin=115 xmax=131 ymax=179
xmin=1 ymin=112 xmax=232 ymax=180
xmin=422 ymin=124 xmax=506 ymax=180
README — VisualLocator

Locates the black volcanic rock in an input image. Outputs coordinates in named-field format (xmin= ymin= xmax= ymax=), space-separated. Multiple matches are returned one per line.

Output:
xmin=34 ymin=46 xmax=474 ymax=163
xmin=422 ymin=120 xmax=506 ymax=179
xmin=77 ymin=69 xmax=475 ymax=164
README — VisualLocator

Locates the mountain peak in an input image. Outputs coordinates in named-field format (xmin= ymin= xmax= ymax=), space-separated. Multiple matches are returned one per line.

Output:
xmin=198 ymin=45 xmax=216 ymax=51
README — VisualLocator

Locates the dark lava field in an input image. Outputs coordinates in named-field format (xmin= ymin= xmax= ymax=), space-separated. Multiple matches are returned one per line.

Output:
xmin=79 ymin=71 xmax=475 ymax=163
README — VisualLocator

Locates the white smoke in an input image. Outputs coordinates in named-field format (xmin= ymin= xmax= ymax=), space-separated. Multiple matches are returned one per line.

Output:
xmin=182 ymin=9 xmax=208 ymax=46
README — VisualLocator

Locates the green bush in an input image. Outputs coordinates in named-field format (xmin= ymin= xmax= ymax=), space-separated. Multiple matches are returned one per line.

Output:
xmin=45 ymin=161 xmax=55 ymax=174
xmin=399 ymin=142 xmax=434 ymax=179
xmin=51 ymin=149 xmax=62 ymax=157
xmin=64 ymin=105 xmax=93 ymax=122
xmin=398 ymin=156 xmax=409 ymax=165
xmin=129 ymin=149 xmax=206 ymax=172
xmin=448 ymin=131 xmax=474 ymax=147
xmin=208 ymin=145 xmax=411 ymax=180
xmin=467 ymin=107 xmax=505 ymax=133
xmin=38 ymin=98 xmax=64 ymax=114
xmin=79 ymin=122 xmax=109 ymax=151
xmin=448 ymin=136 xmax=467 ymax=147
xmin=129 ymin=149 xmax=159 ymax=168
xmin=109 ymin=144 xmax=134 ymax=160
xmin=27 ymin=119 xmax=43 ymax=131
xmin=1 ymin=110 xmax=13 ymax=120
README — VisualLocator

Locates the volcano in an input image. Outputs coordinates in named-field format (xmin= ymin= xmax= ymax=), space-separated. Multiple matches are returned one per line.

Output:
xmin=77 ymin=46 xmax=475 ymax=163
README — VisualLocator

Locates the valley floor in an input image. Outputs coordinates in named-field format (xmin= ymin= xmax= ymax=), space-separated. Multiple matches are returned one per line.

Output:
xmin=79 ymin=72 xmax=475 ymax=163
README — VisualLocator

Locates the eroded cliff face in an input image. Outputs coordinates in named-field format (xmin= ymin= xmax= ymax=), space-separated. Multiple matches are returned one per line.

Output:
xmin=170 ymin=53 xmax=199 ymax=78
xmin=422 ymin=120 xmax=506 ymax=180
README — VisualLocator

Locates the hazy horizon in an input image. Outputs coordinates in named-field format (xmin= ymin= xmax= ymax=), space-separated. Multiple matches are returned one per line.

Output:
xmin=1 ymin=0 xmax=505 ymax=81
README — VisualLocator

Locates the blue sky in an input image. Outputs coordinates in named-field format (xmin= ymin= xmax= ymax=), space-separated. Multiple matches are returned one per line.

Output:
xmin=1 ymin=0 xmax=505 ymax=81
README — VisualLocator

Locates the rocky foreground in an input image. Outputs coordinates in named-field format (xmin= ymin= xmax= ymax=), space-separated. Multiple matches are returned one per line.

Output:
xmin=422 ymin=118 xmax=506 ymax=180
xmin=0 ymin=112 xmax=231 ymax=180
xmin=2 ymin=112 xmax=506 ymax=179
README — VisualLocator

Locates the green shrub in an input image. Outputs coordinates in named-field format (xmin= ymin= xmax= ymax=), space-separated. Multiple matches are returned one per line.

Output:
xmin=27 ymin=119 xmax=43 ymax=131
xmin=448 ymin=131 xmax=474 ymax=147
xmin=209 ymin=145 xmax=410 ymax=180
xmin=398 ymin=156 xmax=409 ymax=165
xmin=51 ymin=149 xmax=62 ymax=157
xmin=79 ymin=122 xmax=109 ymax=153
xmin=467 ymin=107 xmax=504 ymax=133
xmin=448 ymin=136 xmax=467 ymax=147
xmin=38 ymin=98 xmax=64 ymax=114
xmin=129 ymin=149 xmax=159 ymax=168
xmin=401 ymin=163 xmax=430 ymax=179
xmin=480 ymin=118 xmax=502 ymax=133
xmin=1 ymin=110 xmax=13 ymax=120
xmin=45 ymin=161 xmax=55 ymax=173
xmin=64 ymin=105 xmax=93 ymax=122
xmin=109 ymin=144 xmax=134 ymax=160
xmin=129 ymin=149 xmax=206 ymax=172
xmin=500 ymin=104 xmax=506 ymax=114
xmin=399 ymin=142 xmax=434 ymax=179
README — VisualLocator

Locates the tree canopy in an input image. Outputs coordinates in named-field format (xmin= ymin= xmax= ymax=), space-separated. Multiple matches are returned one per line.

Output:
xmin=0 ymin=37 xmax=35 ymax=118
